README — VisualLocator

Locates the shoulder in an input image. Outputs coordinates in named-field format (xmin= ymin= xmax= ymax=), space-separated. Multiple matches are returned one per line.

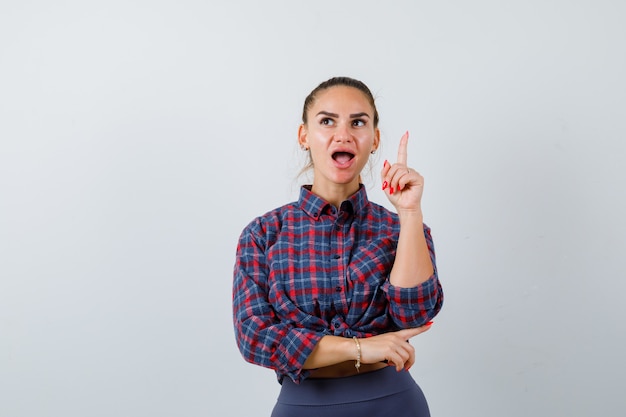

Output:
xmin=363 ymin=200 xmax=399 ymax=228
xmin=239 ymin=201 xmax=299 ymax=243
xmin=365 ymin=200 xmax=432 ymax=233
xmin=368 ymin=200 xmax=398 ymax=219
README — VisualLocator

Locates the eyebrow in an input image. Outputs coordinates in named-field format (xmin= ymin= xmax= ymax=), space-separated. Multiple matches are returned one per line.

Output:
xmin=316 ymin=111 xmax=371 ymax=119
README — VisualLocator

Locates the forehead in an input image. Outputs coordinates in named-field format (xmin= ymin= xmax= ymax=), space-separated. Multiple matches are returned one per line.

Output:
xmin=310 ymin=86 xmax=373 ymax=113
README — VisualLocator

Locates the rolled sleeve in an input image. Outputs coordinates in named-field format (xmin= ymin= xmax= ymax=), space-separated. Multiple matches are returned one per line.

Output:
xmin=381 ymin=223 xmax=444 ymax=327
xmin=382 ymin=273 xmax=443 ymax=327
xmin=233 ymin=220 xmax=323 ymax=384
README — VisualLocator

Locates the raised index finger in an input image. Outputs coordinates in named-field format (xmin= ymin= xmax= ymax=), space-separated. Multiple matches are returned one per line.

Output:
xmin=397 ymin=131 xmax=409 ymax=165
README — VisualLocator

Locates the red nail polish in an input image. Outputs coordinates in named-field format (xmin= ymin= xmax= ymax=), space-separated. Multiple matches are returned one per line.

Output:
xmin=389 ymin=187 xmax=394 ymax=194
xmin=382 ymin=181 xmax=388 ymax=190
xmin=384 ymin=159 xmax=388 ymax=167
xmin=426 ymin=321 xmax=434 ymax=326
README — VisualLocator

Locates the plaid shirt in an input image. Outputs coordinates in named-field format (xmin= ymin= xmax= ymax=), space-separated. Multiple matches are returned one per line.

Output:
xmin=233 ymin=185 xmax=443 ymax=384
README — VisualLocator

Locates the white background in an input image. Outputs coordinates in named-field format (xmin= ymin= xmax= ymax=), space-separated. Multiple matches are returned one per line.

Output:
xmin=1 ymin=1 xmax=625 ymax=416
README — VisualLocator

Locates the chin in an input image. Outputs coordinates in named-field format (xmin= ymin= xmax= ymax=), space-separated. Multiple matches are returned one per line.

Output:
xmin=334 ymin=176 xmax=360 ymax=186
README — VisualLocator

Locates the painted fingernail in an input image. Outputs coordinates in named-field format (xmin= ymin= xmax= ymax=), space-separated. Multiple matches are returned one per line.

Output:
xmin=389 ymin=187 xmax=394 ymax=194
xmin=384 ymin=159 xmax=388 ymax=167
xmin=382 ymin=181 xmax=388 ymax=190
xmin=426 ymin=321 xmax=434 ymax=326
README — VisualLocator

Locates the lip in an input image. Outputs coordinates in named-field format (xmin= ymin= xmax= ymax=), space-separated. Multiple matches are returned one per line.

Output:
xmin=331 ymin=148 xmax=356 ymax=169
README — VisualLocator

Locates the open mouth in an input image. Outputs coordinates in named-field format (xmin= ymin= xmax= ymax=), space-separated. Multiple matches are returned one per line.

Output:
xmin=332 ymin=151 xmax=355 ymax=165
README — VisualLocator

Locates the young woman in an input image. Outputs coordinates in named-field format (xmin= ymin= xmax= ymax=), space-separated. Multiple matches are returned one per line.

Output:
xmin=233 ymin=76 xmax=443 ymax=416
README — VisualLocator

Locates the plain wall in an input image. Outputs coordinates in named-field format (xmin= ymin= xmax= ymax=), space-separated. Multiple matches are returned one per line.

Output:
xmin=1 ymin=1 xmax=625 ymax=416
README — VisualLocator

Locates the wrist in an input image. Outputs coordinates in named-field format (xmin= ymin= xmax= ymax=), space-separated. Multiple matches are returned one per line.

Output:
xmin=397 ymin=208 xmax=424 ymax=223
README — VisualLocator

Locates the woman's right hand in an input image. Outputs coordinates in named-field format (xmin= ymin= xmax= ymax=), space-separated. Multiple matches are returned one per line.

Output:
xmin=359 ymin=323 xmax=433 ymax=372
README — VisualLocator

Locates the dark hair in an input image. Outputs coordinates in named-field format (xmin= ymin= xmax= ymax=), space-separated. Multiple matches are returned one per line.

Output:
xmin=302 ymin=76 xmax=379 ymax=127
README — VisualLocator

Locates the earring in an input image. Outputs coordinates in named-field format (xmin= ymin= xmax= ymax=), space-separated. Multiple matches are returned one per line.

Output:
xmin=371 ymin=150 xmax=376 ymax=154
xmin=301 ymin=145 xmax=309 ymax=151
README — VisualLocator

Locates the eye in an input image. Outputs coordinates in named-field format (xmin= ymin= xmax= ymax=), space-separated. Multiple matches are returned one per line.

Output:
xmin=320 ymin=118 xmax=335 ymax=126
xmin=352 ymin=119 xmax=366 ymax=127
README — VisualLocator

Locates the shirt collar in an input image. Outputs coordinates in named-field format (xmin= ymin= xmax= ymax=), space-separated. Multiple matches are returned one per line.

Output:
xmin=298 ymin=184 xmax=369 ymax=220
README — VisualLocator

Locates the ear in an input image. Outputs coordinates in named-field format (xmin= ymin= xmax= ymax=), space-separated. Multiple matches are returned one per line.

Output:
xmin=298 ymin=124 xmax=309 ymax=150
xmin=372 ymin=128 xmax=380 ymax=153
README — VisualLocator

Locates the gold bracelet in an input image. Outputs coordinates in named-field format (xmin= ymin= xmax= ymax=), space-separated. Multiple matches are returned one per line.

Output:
xmin=353 ymin=336 xmax=361 ymax=373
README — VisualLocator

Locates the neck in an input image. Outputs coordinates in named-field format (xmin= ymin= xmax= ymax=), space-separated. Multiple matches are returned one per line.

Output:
xmin=311 ymin=180 xmax=360 ymax=208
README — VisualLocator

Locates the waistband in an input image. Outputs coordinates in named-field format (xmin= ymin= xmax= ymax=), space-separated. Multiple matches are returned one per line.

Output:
xmin=277 ymin=366 xmax=418 ymax=406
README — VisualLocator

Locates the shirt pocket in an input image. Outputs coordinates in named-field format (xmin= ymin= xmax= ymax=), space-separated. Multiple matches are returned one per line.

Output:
xmin=347 ymin=279 xmax=387 ymax=330
xmin=345 ymin=236 xmax=396 ymax=331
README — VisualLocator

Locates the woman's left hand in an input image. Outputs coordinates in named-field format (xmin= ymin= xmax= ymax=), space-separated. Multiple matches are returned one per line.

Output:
xmin=381 ymin=131 xmax=424 ymax=212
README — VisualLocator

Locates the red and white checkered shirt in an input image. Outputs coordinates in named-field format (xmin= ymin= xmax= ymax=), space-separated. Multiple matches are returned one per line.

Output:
xmin=233 ymin=185 xmax=443 ymax=384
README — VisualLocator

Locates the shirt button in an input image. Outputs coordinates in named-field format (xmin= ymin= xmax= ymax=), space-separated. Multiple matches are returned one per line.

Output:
xmin=335 ymin=286 xmax=342 ymax=292
xmin=333 ymin=254 xmax=340 ymax=259
xmin=333 ymin=323 xmax=340 ymax=329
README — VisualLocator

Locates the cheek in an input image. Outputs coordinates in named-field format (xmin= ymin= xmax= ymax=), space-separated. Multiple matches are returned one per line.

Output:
xmin=358 ymin=134 xmax=377 ymax=149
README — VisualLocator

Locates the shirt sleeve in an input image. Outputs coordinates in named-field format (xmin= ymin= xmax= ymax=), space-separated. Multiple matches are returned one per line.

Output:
xmin=381 ymin=224 xmax=444 ymax=328
xmin=232 ymin=220 xmax=322 ymax=384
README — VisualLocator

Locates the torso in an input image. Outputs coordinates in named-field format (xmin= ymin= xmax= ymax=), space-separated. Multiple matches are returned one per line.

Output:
xmin=309 ymin=361 xmax=388 ymax=379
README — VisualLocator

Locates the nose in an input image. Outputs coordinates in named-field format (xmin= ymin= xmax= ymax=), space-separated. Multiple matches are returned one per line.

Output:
xmin=334 ymin=122 xmax=353 ymax=142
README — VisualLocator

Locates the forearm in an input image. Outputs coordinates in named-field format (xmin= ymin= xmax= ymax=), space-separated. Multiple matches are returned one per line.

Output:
xmin=389 ymin=209 xmax=434 ymax=288
xmin=302 ymin=335 xmax=356 ymax=369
